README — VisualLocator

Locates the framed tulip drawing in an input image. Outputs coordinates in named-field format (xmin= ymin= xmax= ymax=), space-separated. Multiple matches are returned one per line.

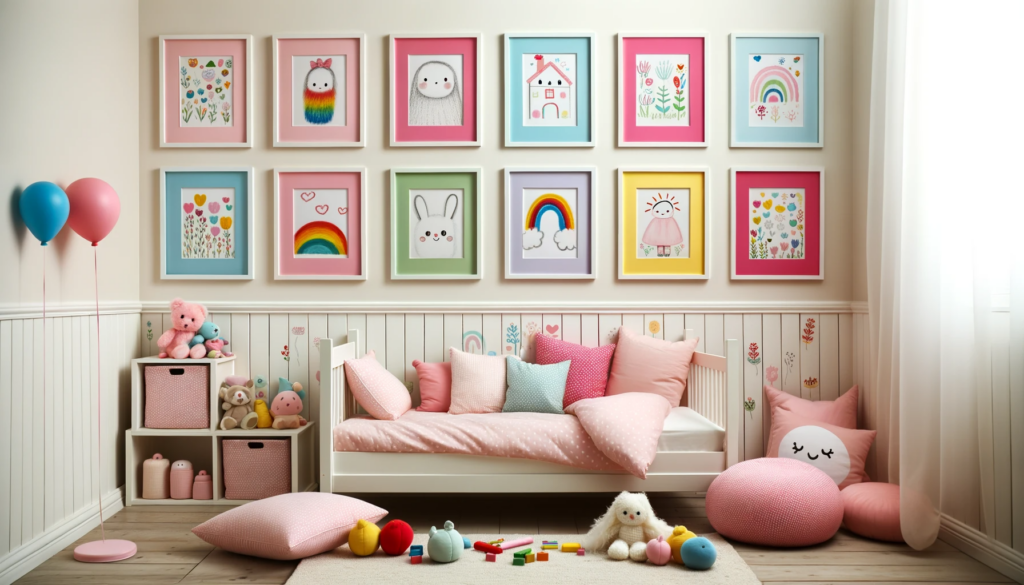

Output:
xmin=160 ymin=167 xmax=254 ymax=280
xmin=618 ymin=33 xmax=707 ymax=147
xmin=273 ymin=35 xmax=365 ymax=147
xmin=731 ymin=167 xmax=824 ymax=280
xmin=618 ymin=167 xmax=709 ymax=280
xmin=160 ymin=35 xmax=252 ymax=148
xmin=273 ymin=168 xmax=366 ymax=280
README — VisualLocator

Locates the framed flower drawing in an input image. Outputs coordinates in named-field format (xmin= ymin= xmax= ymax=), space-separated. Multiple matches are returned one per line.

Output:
xmin=159 ymin=35 xmax=252 ymax=148
xmin=273 ymin=35 xmax=365 ymax=147
xmin=160 ymin=167 xmax=254 ymax=280
xmin=390 ymin=168 xmax=482 ymax=279
xmin=273 ymin=168 xmax=366 ymax=280
xmin=389 ymin=35 xmax=482 ymax=147
xmin=730 ymin=167 xmax=824 ymax=280
xmin=503 ymin=34 xmax=595 ymax=147
xmin=618 ymin=168 xmax=709 ymax=280
xmin=730 ymin=33 xmax=823 ymax=148
xmin=617 ymin=33 xmax=707 ymax=147
xmin=504 ymin=168 xmax=596 ymax=279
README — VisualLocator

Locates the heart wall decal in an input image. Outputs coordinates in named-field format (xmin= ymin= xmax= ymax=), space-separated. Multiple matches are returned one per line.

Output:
xmin=315 ymin=205 xmax=329 ymax=215
xmin=545 ymin=324 xmax=559 ymax=335
xmin=300 ymin=191 xmax=316 ymax=202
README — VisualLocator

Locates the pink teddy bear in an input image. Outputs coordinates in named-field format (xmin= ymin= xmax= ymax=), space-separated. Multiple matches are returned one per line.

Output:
xmin=271 ymin=379 xmax=307 ymax=430
xmin=204 ymin=337 xmax=233 ymax=358
xmin=157 ymin=298 xmax=208 ymax=359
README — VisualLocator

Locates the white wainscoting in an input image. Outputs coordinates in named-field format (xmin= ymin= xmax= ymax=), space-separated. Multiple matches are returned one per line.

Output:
xmin=0 ymin=310 xmax=139 ymax=583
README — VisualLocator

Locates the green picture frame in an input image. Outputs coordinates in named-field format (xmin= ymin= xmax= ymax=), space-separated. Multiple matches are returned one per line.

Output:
xmin=390 ymin=168 xmax=482 ymax=280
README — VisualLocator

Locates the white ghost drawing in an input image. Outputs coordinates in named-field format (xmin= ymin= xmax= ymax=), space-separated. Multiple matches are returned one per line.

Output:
xmin=409 ymin=61 xmax=463 ymax=126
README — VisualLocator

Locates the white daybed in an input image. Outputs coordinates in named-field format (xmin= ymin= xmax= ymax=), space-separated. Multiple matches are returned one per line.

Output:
xmin=318 ymin=329 xmax=742 ymax=494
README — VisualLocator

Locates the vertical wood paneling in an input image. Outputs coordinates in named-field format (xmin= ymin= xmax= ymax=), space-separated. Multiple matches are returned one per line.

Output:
xmin=724 ymin=315 xmax=744 ymax=453
xmin=462 ymin=314 xmax=483 ymax=354
xmin=501 ymin=314 xmax=521 ymax=356
xmin=288 ymin=314 xmax=310 ymax=419
xmin=542 ymin=314 xmax=561 ymax=341
xmin=141 ymin=313 xmax=159 ymax=356
xmin=581 ymin=314 xmax=598 ymax=347
xmin=249 ymin=314 xmax=270 ymax=386
xmin=761 ymin=314 xmax=782 ymax=448
xmin=384 ymin=314 xmax=405 ymax=381
xmin=67 ymin=318 xmax=80 ymax=515
xmin=704 ymin=314 xmax=724 ymax=357
xmin=33 ymin=319 xmax=44 ymax=537
xmin=800 ymin=314 xmax=820 ymax=400
xmin=365 ymin=314 xmax=386 ymax=360
xmin=215 ymin=314 xmax=231 ymax=359
xmin=684 ymin=314 xmax=705 ymax=351
xmin=644 ymin=314 xmax=664 ymax=340
xmin=326 ymin=314 xmax=348 ymax=348
xmin=0 ymin=321 xmax=11 ymax=555
xmin=598 ymin=314 xmax=621 ymax=346
xmin=43 ymin=318 xmax=55 ymax=530
xmin=230 ymin=313 xmax=249 ymax=378
xmin=838 ymin=313 xmax=854 ymax=394
xmin=483 ymin=314 xmax=502 ymax=356
xmin=622 ymin=314 xmax=643 ymax=335
xmin=742 ymin=315 xmax=763 ymax=460
xmin=781 ymin=314 xmax=802 ymax=396
xmin=307 ymin=314 xmax=328 ymax=433
xmin=49 ymin=317 xmax=63 ymax=528
xmin=991 ymin=313 xmax=1012 ymax=546
xmin=85 ymin=315 xmax=97 ymax=511
xmin=442 ymin=314 xmax=462 ymax=361
xmin=818 ymin=314 xmax=840 ymax=401
xmin=520 ymin=314 xmax=542 ymax=361
xmin=424 ymin=314 xmax=444 ymax=363
xmin=664 ymin=314 xmax=685 ymax=344
xmin=269 ymin=314 xmax=290 ymax=398
xmin=1011 ymin=310 xmax=1024 ymax=553
xmin=405 ymin=314 xmax=425 ymax=405
xmin=347 ymin=314 xmax=367 ymax=353
xmin=561 ymin=314 xmax=581 ymax=345
xmin=23 ymin=320 xmax=35 ymax=542
xmin=10 ymin=320 xmax=23 ymax=549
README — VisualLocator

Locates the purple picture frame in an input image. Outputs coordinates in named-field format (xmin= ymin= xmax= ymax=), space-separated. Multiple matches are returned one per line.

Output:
xmin=505 ymin=169 xmax=595 ymax=278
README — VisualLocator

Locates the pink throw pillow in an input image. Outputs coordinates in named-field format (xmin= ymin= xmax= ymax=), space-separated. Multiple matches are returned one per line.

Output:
xmin=605 ymin=327 xmax=698 ymax=406
xmin=535 ymin=334 xmax=616 ymax=408
xmin=412 ymin=360 xmax=451 ymax=412
xmin=191 ymin=492 xmax=388 ymax=560
xmin=766 ymin=407 xmax=876 ymax=489
xmin=766 ymin=384 xmax=859 ymax=428
xmin=448 ymin=348 xmax=507 ymax=414
xmin=343 ymin=350 xmax=412 ymax=421
xmin=841 ymin=482 xmax=903 ymax=542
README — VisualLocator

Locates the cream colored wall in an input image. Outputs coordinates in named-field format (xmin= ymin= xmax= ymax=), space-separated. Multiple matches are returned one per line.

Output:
xmin=138 ymin=0 xmax=871 ymax=306
xmin=0 ymin=0 xmax=140 ymax=309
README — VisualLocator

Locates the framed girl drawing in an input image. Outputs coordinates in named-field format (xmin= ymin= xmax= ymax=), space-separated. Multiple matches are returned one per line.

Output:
xmin=273 ymin=35 xmax=365 ymax=147
xmin=730 ymin=33 xmax=823 ymax=148
xmin=504 ymin=168 xmax=596 ymax=279
xmin=159 ymin=35 xmax=252 ymax=148
xmin=390 ymin=34 xmax=482 ymax=147
xmin=503 ymin=34 xmax=595 ymax=147
xmin=274 ymin=168 xmax=366 ymax=280
xmin=730 ymin=167 xmax=824 ymax=280
xmin=618 ymin=33 xmax=707 ymax=147
xmin=618 ymin=167 xmax=709 ymax=280
xmin=160 ymin=167 xmax=254 ymax=279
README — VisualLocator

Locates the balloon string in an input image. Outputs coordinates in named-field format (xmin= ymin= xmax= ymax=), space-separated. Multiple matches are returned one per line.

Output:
xmin=94 ymin=247 xmax=104 ymax=541
xmin=42 ymin=247 xmax=46 ymax=515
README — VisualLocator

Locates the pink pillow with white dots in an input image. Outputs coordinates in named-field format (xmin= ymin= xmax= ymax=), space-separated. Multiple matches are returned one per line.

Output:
xmin=534 ymin=334 xmax=616 ymax=408
xmin=344 ymin=350 xmax=412 ymax=421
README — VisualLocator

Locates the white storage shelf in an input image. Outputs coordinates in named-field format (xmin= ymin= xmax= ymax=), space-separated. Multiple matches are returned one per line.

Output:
xmin=126 ymin=355 xmax=317 ymax=506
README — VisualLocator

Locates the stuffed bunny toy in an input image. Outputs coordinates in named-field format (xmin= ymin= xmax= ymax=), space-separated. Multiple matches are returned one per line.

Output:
xmin=583 ymin=491 xmax=672 ymax=561
xmin=412 ymin=193 xmax=458 ymax=258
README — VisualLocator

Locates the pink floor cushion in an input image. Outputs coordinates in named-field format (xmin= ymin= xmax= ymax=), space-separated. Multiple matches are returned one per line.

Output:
xmin=841 ymin=482 xmax=904 ymax=542
xmin=707 ymin=457 xmax=843 ymax=547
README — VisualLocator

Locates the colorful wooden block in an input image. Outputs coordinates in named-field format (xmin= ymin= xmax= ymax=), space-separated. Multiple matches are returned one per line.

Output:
xmin=577 ymin=548 xmax=585 ymax=556
xmin=525 ymin=553 xmax=535 ymax=563
xmin=410 ymin=555 xmax=422 ymax=564
xmin=561 ymin=543 xmax=580 ymax=553
xmin=486 ymin=552 xmax=496 ymax=562
xmin=513 ymin=548 xmax=532 ymax=558
xmin=513 ymin=557 xmax=525 ymax=566
xmin=541 ymin=544 xmax=558 ymax=550
xmin=409 ymin=545 xmax=423 ymax=556
xmin=538 ymin=552 xmax=549 ymax=561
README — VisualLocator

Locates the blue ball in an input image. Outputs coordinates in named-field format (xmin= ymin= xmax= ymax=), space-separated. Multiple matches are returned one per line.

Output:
xmin=680 ymin=536 xmax=716 ymax=570
xmin=19 ymin=181 xmax=69 ymax=246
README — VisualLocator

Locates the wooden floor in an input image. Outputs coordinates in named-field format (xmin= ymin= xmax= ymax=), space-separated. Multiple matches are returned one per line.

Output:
xmin=16 ymin=495 xmax=1014 ymax=584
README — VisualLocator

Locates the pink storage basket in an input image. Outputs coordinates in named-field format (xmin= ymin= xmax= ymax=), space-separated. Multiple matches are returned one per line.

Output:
xmin=222 ymin=439 xmax=291 ymax=500
xmin=145 ymin=365 xmax=209 ymax=429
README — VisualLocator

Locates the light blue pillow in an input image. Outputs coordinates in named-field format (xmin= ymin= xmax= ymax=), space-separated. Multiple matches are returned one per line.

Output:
xmin=503 ymin=356 xmax=571 ymax=415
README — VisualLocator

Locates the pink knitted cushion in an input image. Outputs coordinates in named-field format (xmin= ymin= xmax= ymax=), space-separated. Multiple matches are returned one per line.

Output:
xmin=191 ymin=493 xmax=388 ymax=560
xmin=344 ymin=350 xmax=412 ymax=421
xmin=707 ymin=458 xmax=843 ymax=547
xmin=534 ymin=334 xmax=616 ymax=408
xmin=841 ymin=482 xmax=903 ymax=542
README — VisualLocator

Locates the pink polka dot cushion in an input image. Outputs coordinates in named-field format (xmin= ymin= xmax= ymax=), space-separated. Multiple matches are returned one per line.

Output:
xmin=707 ymin=457 xmax=843 ymax=547
xmin=535 ymin=333 xmax=616 ymax=408
xmin=344 ymin=350 xmax=412 ymax=420
xmin=841 ymin=482 xmax=903 ymax=542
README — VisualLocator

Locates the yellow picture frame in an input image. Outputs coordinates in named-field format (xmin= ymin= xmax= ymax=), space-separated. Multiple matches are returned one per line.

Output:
xmin=618 ymin=168 xmax=709 ymax=279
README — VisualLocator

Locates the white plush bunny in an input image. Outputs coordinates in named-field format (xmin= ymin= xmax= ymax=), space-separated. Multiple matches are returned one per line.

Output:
xmin=583 ymin=491 xmax=672 ymax=561
xmin=413 ymin=193 xmax=459 ymax=258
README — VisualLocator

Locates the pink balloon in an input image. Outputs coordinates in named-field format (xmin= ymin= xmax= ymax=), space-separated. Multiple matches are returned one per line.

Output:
xmin=66 ymin=178 xmax=120 ymax=246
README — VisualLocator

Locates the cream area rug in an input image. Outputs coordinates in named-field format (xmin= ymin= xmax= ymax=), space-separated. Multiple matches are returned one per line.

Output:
xmin=287 ymin=533 xmax=760 ymax=585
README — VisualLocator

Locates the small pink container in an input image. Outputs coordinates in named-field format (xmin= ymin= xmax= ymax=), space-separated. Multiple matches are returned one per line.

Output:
xmin=142 ymin=453 xmax=170 ymax=499
xmin=192 ymin=471 xmax=213 ymax=500
xmin=170 ymin=460 xmax=194 ymax=499
xmin=145 ymin=365 xmax=209 ymax=429
xmin=223 ymin=439 xmax=290 ymax=500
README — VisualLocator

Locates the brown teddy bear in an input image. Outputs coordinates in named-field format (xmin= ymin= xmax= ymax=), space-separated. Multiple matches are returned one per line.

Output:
xmin=219 ymin=380 xmax=258 ymax=430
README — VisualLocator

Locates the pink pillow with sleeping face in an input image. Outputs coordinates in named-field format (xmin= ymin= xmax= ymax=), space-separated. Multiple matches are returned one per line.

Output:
xmin=605 ymin=327 xmax=698 ymax=406
xmin=344 ymin=350 xmax=412 ymax=421
xmin=765 ymin=384 xmax=859 ymax=428
xmin=534 ymin=334 xmax=616 ymax=408
xmin=412 ymin=360 xmax=451 ymax=412
xmin=766 ymin=407 xmax=876 ymax=489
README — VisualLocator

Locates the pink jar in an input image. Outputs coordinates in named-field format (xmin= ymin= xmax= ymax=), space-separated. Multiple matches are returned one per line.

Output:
xmin=142 ymin=453 xmax=170 ymax=499
xmin=192 ymin=470 xmax=213 ymax=500
xmin=170 ymin=460 xmax=194 ymax=500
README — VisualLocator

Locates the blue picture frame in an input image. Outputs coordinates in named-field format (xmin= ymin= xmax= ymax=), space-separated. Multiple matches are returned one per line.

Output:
xmin=730 ymin=33 xmax=823 ymax=148
xmin=160 ymin=167 xmax=255 ymax=280
xmin=504 ymin=34 xmax=594 ymax=147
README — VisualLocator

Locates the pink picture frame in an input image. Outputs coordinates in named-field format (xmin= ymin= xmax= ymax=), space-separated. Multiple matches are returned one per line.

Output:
xmin=273 ymin=35 xmax=365 ymax=147
xmin=160 ymin=35 xmax=252 ymax=148
xmin=618 ymin=33 xmax=706 ymax=147
xmin=274 ymin=168 xmax=367 ymax=280
xmin=731 ymin=167 xmax=824 ymax=280
xmin=390 ymin=34 xmax=481 ymax=147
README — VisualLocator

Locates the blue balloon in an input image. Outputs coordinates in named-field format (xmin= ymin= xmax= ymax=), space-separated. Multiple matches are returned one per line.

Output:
xmin=19 ymin=181 xmax=70 ymax=246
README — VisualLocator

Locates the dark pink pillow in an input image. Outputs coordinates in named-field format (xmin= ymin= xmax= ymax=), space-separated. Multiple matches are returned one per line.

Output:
xmin=841 ymin=482 xmax=903 ymax=542
xmin=766 ymin=384 xmax=859 ymax=428
xmin=412 ymin=360 xmax=451 ymax=412
xmin=535 ymin=334 xmax=616 ymax=408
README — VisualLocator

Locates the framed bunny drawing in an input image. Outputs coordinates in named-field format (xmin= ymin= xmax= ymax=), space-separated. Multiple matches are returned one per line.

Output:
xmin=390 ymin=168 xmax=482 ymax=280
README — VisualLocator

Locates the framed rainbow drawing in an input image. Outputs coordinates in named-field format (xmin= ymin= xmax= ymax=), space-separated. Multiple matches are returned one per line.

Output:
xmin=730 ymin=166 xmax=824 ymax=280
xmin=272 ymin=35 xmax=366 ymax=147
xmin=273 ymin=168 xmax=367 ymax=280
xmin=618 ymin=167 xmax=709 ymax=280
xmin=617 ymin=33 xmax=707 ymax=147
xmin=504 ymin=168 xmax=596 ymax=279
xmin=159 ymin=35 xmax=252 ymax=148
xmin=159 ymin=167 xmax=254 ymax=280
xmin=730 ymin=33 xmax=823 ymax=148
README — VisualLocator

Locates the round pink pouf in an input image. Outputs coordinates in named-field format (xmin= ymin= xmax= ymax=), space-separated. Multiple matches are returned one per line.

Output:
xmin=707 ymin=457 xmax=843 ymax=547
xmin=841 ymin=482 xmax=903 ymax=542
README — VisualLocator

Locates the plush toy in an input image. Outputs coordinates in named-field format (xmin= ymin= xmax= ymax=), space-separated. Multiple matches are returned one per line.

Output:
xmin=348 ymin=519 xmax=381 ymax=556
xmin=156 ymin=298 xmax=208 ymax=359
xmin=219 ymin=380 xmax=258 ymax=430
xmin=253 ymin=399 xmax=273 ymax=428
xmin=270 ymin=378 xmax=307 ymax=429
xmin=583 ymin=491 xmax=671 ymax=561
xmin=380 ymin=519 xmax=414 ymax=555
xmin=427 ymin=520 xmax=463 ymax=563
xmin=252 ymin=375 xmax=270 ymax=402
xmin=646 ymin=536 xmax=671 ymax=566
xmin=667 ymin=525 xmax=696 ymax=564
xmin=680 ymin=537 xmax=717 ymax=570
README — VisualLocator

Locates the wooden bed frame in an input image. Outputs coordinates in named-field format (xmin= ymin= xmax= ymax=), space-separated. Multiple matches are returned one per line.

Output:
xmin=319 ymin=329 xmax=742 ymax=494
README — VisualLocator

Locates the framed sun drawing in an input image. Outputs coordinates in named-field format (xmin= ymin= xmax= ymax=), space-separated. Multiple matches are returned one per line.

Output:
xmin=618 ymin=168 xmax=709 ymax=280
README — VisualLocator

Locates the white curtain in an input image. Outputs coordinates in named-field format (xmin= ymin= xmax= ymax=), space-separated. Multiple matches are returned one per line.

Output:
xmin=867 ymin=0 xmax=1021 ymax=551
